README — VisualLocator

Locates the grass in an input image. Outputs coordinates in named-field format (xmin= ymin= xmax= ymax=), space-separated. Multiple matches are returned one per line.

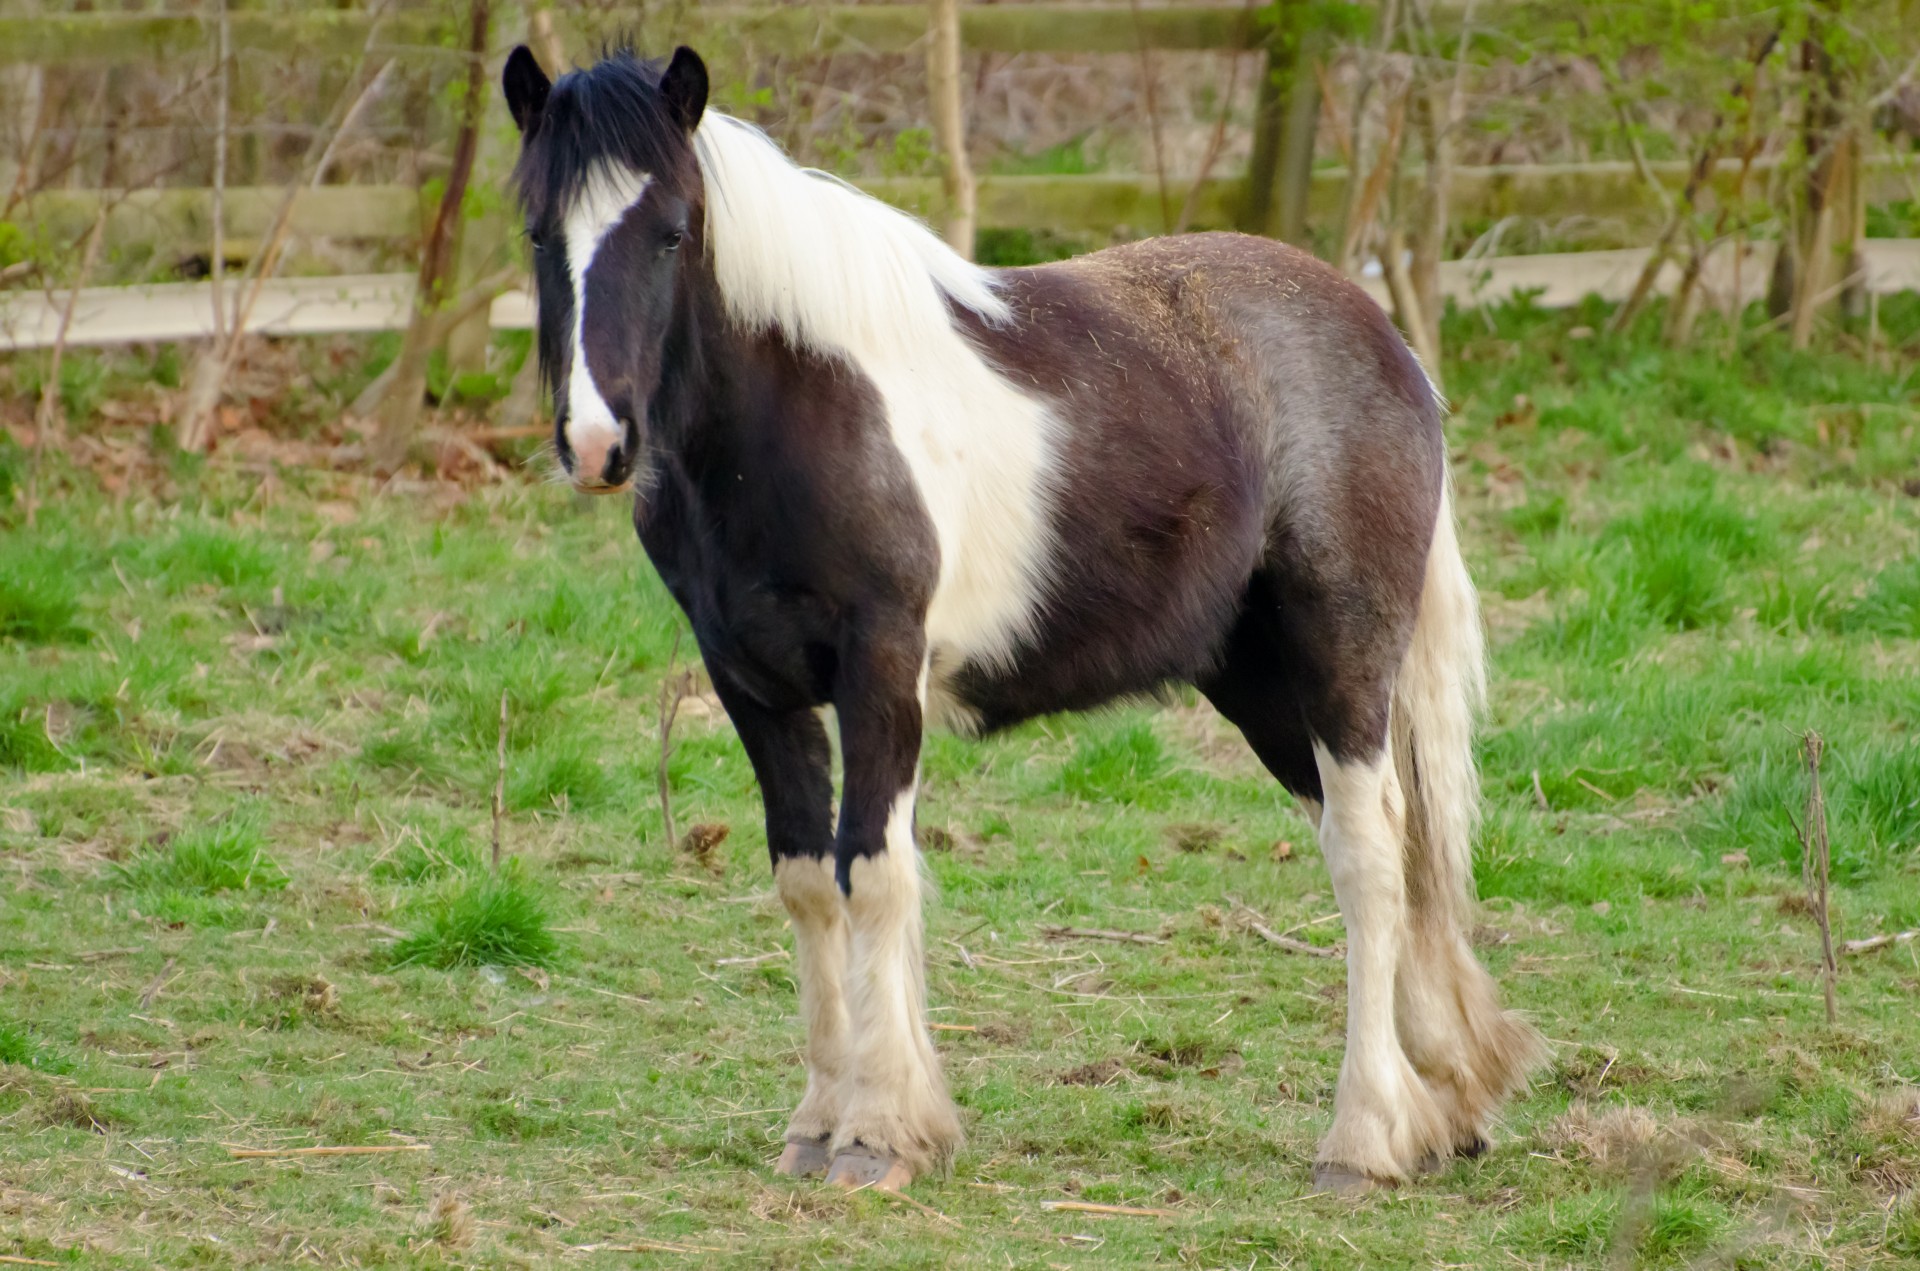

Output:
xmin=0 ymin=300 xmax=1917 ymax=1267
xmin=111 ymin=814 xmax=287 ymax=895
xmin=389 ymin=867 xmax=560 ymax=969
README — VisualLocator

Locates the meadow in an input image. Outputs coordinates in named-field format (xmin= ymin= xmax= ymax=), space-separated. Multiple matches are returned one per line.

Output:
xmin=2 ymin=299 xmax=1918 ymax=1268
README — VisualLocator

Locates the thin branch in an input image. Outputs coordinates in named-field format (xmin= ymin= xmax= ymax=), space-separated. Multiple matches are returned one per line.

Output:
xmin=25 ymin=201 xmax=109 ymax=530
xmin=1174 ymin=0 xmax=1257 ymax=235
xmin=1126 ymin=0 xmax=1173 ymax=232
xmin=657 ymin=629 xmax=686 ymax=850
xmin=179 ymin=16 xmax=395 ymax=451
xmin=1798 ymin=731 xmax=1838 ymax=1027
xmin=209 ymin=0 xmax=231 ymax=347
xmin=492 ymin=691 xmax=508 ymax=873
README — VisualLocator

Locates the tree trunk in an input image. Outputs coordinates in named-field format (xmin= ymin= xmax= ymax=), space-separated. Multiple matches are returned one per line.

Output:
xmin=926 ymin=0 xmax=975 ymax=257
xmin=374 ymin=0 xmax=491 ymax=469
xmin=445 ymin=0 xmax=525 ymax=388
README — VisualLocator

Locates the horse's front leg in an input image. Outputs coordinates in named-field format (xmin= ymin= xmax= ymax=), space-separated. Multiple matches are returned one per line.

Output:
xmin=706 ymin=669 xmax=846 ymax=1178
xmin=822 ymin=626 xmax=960 ymax=1190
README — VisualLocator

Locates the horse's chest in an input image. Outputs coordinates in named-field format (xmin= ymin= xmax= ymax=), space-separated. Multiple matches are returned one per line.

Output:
xmin=639 ymin=516 xmax=835 ymax=710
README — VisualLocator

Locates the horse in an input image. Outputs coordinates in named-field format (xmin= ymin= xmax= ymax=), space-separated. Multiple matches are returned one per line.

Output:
xmin=501 ymin=43 xmax=1542 ymax=1194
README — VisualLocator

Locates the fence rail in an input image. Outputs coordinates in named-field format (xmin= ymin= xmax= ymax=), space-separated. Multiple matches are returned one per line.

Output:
xmin=22 ymin=156 xmax=1916 ymax=253
xmin=11 ymin=240 xmax=1920 ymax=352
xmin=1 ymin=5 xmax=1272 ymax=63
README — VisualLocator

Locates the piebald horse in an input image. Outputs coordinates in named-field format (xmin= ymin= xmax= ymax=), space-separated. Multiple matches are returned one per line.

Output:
xmin=502 ymin=44 xmax=1541 ymax=1193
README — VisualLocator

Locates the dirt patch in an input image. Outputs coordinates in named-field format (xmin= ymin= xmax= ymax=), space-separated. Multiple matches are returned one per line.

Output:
xmin=1555 ymin=1045 xmax=1662 ymax=1096
xmin=1057 ymin=1058 xmax=1130 ymax=1087
xmin=39 ymin=1091 xmax=117 ymax=1133
xmin=1166 ymin=822 xmax=1224 ymax=853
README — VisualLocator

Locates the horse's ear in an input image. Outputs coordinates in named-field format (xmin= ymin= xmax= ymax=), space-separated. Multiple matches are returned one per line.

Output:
xmin=503 ymin=45 xmax=551 ymax=136
xmin=660 ymin=46 xmax=708 ymax=133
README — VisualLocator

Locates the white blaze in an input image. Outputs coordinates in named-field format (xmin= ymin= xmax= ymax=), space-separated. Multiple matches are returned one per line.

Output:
xmin=561 ymin=164 xmax=652 ymax=467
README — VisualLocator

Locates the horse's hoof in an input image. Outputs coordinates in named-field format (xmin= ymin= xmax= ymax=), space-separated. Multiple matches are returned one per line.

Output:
xmin=1311 ymin=1164 xmax=1385 ymax=1195
xmin=1455 ymin=1133 xmax=1491 ymax=1160
xmin=774 ymin=1135 xmax=832 ymax=1178
xmin=825 ymin=1145 xmax=914 ymax=1192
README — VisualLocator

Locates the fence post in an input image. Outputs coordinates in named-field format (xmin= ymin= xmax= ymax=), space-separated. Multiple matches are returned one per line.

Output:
xmin=496 ymin=8 xmax=564 ymax=432
xmin=444 ymin=0 xmax=524 ymax=389
xmin=1241 ymin=3 xmax=1318 ymax=244
xmin=927 ymin=0 xmax=975 ymax=257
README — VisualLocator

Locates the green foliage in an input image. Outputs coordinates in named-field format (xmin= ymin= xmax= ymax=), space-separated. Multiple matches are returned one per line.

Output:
xmin=371 ymin=825 xmax=481 ymax=884
xmin=389 ymin=866 xmax=559 ymax=969
xmin=0 ymin=1020 xmax=70 ymax=1073
xmin=975 ymin=228 xmax=1097 ymax=267
xmin=1055 ymin=720 xmax=1172 ymax=806
xmin=114 ymin=815 xmax=287 ymax=894
xmin=0 ymin=558 xmax=87 ymax=644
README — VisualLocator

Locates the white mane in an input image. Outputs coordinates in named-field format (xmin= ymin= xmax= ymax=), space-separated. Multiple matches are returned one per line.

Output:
xmin=692 ymin=114 xmax=1009 ymax=362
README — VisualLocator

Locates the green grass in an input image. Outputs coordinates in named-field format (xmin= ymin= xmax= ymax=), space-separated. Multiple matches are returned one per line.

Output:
xmin=389 ymin=867 xmax=560 ymax=969
xmin=0 ymin=303 xmax=1917 ymax=1267
xmin=112 ymin=814 xmax=287 ymax=895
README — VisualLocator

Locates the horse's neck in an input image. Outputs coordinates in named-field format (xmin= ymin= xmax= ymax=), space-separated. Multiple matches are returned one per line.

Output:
xmin=657 ymin=293 xmax=775 ymax=468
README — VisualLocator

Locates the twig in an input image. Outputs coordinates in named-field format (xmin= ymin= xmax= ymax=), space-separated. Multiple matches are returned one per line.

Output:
xmin=928 ymin=1022 xmax=977 ymax=1033
xmin=226 ymin=1144 xmax=429 ymax=1159
xmin=138 ymin=957 xmax=180 ymax=1009
xmin=1126 ymin=0 xmax=1172 ymax=231
xmin=1335 ymin=0 xmax=1404 ymax=274
xmin=180 ymin=31 xmax=396 ymax=450
xmin=491 ymin=690 xmax=507 ymax=873
xmin=1799 ymin=731 xmax=1838 ymax=1027
xmin=1174 ymin=0 xmax=1258 ymax=234
xmin=1040 ymin=1200 xmax=1175 ymax=1219
xmin=568 ymin=1240 xmax=726 ymax=1255
xmin=0 ymin=1257 xmax=62 ymax=1267
xmin=1233 ymin=904 xmax=1341 ymax=959
xmin=1041 ymin=925 xmax=1166 ymax=947
xmin=714 ymin=950 xmax=788 ymax=967
xmin=1840 ymin=930 xmax=1918 ymax=956
xmin=209 ymin=0 xmax=230 ymax=347
xmin=25 ymin=200 xmax=109 ymax=529
xmin=657 ymin=629 xmax=687 ymax=849
xmin=867 ymin=1185 xmax=962 ymax=1227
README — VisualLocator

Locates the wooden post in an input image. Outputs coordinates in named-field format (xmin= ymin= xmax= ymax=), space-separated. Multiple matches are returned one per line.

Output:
xmin=497 ymin=10 xmax=564 ymax=431
xmin=926 ymin=0 xmax=975 ymax=257
xmin=1242 ymin=3 xmax=1320 ymax=243
xmin=374 ymin=0 xmax=492 ymax=467
xmin=445 ymin=0 xmax=524 ymax=387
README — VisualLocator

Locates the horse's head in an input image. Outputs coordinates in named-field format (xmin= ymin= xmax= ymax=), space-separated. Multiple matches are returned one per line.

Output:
xmin=503 ymin=45 xmax=709 ymax=494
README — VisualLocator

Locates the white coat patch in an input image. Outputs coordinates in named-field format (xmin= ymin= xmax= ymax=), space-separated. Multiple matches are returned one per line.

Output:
xmin=692 ymin=116 xmax=1057 ymax=723
xmin=561 ymin=164 xmax=652 ymax=463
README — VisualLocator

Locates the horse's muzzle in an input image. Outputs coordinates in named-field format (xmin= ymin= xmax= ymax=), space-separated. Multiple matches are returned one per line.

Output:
xmin=564 ymin=415 xmax=639 ymax=493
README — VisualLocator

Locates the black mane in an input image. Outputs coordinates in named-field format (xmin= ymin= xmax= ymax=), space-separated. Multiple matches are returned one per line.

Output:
xmin=513 ymin=49 xmax=696 ymax=229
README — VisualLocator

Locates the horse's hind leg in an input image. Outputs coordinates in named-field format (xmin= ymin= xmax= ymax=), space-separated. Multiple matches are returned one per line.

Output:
xmin=1309 ymin=741 xmax=1450 ymax=1187
xmin=1200 ymin=578 xmax=1446 ymax=1188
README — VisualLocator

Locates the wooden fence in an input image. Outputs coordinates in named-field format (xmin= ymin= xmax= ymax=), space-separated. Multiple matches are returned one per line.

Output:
xmin=18 ymin=155 xmax=1918 ymax=254
xmin=6 ymin=2 xmax=1918 ymax=353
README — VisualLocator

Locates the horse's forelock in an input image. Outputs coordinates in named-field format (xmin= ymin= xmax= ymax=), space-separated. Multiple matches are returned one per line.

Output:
xmin=513 ymin=50 xmax=694 ymax=228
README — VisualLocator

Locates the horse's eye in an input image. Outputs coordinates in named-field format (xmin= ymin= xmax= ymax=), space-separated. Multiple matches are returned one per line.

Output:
xmin=662 ymin=229 xmax=685 ymax=254
xmin=528 ymin=232 xmax=547 ymax=254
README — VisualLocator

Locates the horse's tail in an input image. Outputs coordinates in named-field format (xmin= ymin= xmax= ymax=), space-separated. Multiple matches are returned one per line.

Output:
xmin=1391 ymin=476 xmax=1485 ymax=929
xmin=1390 ymin=477 xmax=1543 ymax=1134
